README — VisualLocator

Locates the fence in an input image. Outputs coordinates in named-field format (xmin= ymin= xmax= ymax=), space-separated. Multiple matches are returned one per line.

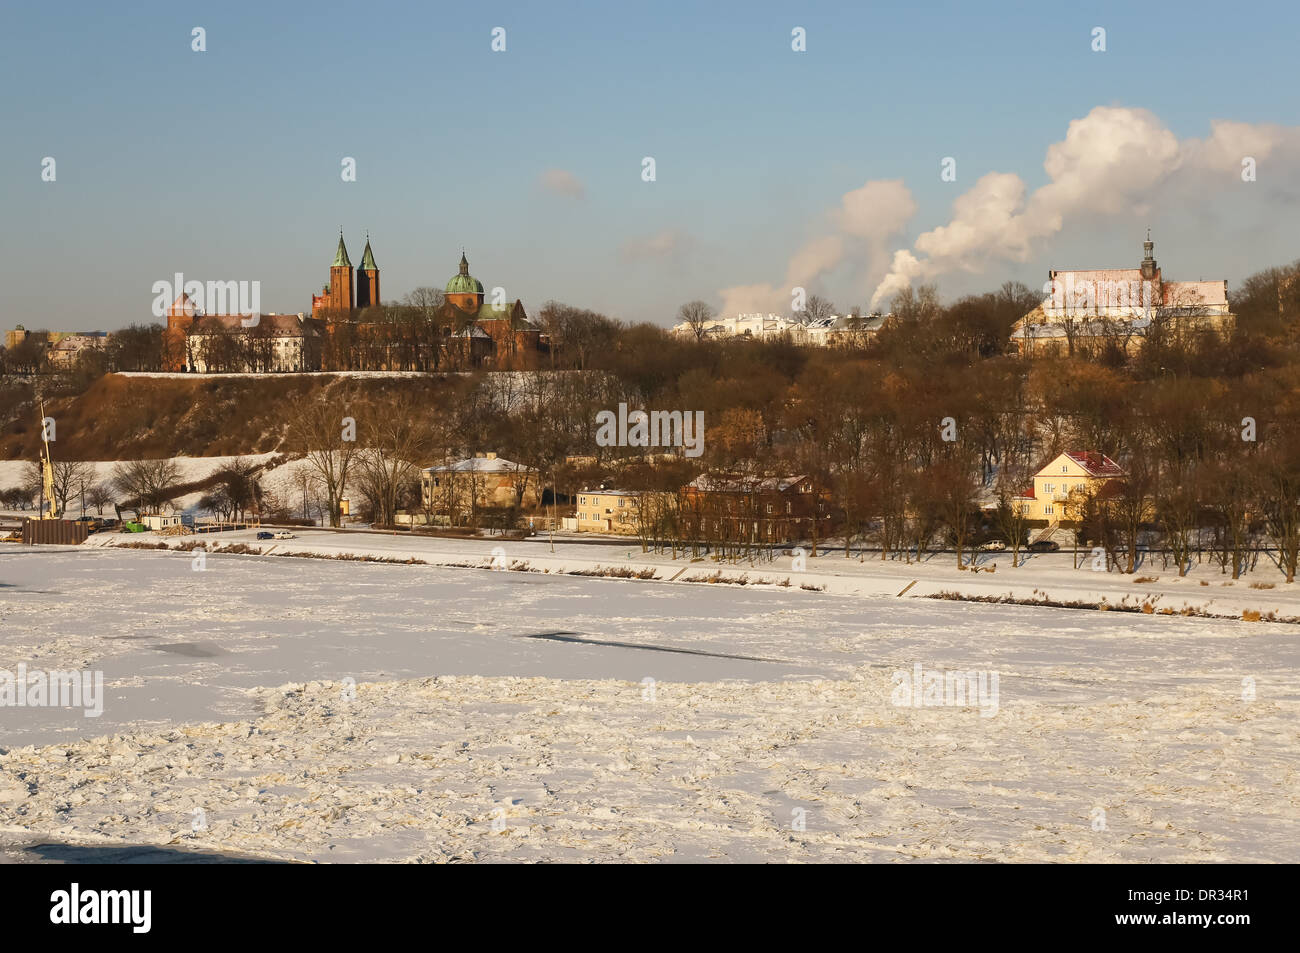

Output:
xmin=22 ymin=519 xmax=89 ymax=545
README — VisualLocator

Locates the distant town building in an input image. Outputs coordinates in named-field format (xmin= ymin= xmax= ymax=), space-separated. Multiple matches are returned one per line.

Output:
xmin=186 ymin=312 xmax=322 ymax=373
xmin=1012 ymin=235 xmax=1235 ymax=357
xmin=3 ymin=327 xmax=111 ymax=368
xmin=48 ymin=332 xmax=111 ymax=367
xmin=420 ymin=452 xmax=540 ymax=519
xmin=683 ymin=472 xmax=828 ymax=542
xmin=671 ymin=311 xmax=888 ymax=346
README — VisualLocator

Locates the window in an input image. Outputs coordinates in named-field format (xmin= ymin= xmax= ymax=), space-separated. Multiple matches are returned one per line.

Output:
xmin=1044 ymin=505 xmax=1054 ymax=515
xmin=618 ymin=499 xmax=624 ymax=507
xmin=1044 ymin=484 xmax=1054 ymax=493
xmin=1061 ymin=465 xmax=1069 ymax=473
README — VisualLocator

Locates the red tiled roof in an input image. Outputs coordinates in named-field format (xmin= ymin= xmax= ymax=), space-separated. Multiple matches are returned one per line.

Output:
xmin=1063 ymin=451 xmax=1124 ymax=478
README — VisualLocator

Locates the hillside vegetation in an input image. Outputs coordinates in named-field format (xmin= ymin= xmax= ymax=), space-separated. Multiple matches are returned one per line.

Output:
xmin=0 ymin=373 xmax=460 ymax=461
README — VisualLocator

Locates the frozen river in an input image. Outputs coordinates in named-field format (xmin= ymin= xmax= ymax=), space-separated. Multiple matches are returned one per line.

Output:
xmin=1 ymin=548 xmax=1297 ymax=862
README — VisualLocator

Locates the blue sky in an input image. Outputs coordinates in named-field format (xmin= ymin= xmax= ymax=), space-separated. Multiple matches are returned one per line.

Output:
xmin=3 ymin=0 xmax=1299 ymax=331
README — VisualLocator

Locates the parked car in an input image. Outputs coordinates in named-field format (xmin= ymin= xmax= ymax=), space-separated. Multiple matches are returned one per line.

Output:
xmin=256 ymin=531 xmax=274 ymax=540
xmin=1027 ymin=539 xmax=1060 ymax=552
xmin=273 ymin=531 xmax=296 ymax=540
xmin=978 ymin=539 xmax=1007 ymax=552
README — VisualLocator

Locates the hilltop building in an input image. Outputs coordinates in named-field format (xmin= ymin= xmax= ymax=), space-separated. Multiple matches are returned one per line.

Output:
xmin=159 ymin=233 xmax=545 ymax=372
xmin=1012 ymin=235 xmax=1234 ymax=357
xmin=435 ymin=252 xmax=546 ymax=369
xmin=671 ymin=311 xmax=888 ymax=347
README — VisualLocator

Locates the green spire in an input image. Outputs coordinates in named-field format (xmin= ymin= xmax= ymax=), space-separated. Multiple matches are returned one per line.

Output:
xmin=332 ymin=230 xmax=352 ymax=268
xmin=360 ymin=235 xmax=378 ymax=272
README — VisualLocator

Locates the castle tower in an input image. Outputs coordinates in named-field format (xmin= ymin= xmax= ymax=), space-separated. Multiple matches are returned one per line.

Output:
xmin=445 ymin=251 xmax=484 ymax=313
xmin=1140 ymin=229 xmax=1158 ymax=281
xmin=328 ymin=230 xmax=355 ymax=312
xmin=163 ymin=292 xmax=199 ymax=371
xmin=356 ymin=235 xmax=380 ymax=309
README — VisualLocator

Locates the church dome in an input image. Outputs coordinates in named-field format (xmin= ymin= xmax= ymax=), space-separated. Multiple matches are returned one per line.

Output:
xmin=446 ymin=252 xmax=484 ymax=295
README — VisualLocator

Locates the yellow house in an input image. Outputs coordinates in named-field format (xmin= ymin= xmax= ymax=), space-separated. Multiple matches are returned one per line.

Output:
xmin=575 ymin=489 xmax=643 ymax=534
xmin=1016 ymin=451 xmax=1124 ymax=523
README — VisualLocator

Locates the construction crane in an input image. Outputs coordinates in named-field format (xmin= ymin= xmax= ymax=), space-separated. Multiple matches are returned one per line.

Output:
xmin=39 ymin=399 xmax=58 ymax=519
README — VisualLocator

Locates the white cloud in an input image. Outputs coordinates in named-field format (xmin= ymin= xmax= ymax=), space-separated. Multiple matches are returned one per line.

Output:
xmin=538 ymin=168 xmax=585 ymax=199
xmin=621 ymin=228 xmax=688 ymax=262
xmin=717 ymin=178 xmax=915 ymax=318
xmin=870 ymin=107 xmax=1300 ymax=307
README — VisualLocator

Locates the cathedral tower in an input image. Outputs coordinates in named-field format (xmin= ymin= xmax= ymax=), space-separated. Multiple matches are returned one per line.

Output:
xmin=356 ymin=235 xmax=380 ymax=309
xmin=445 ymin=251 xmax=485 ymax=313
xmin=328 ymin=230 xmax=355 ymax=312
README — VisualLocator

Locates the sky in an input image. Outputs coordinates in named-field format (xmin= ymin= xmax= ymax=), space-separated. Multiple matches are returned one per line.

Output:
xmin=3 ymin=0 xmax=1299 ymax=332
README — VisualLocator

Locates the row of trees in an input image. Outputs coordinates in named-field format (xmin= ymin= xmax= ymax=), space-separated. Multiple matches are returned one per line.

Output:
xmin=9 ymin=258 xmax=1300 ymax=579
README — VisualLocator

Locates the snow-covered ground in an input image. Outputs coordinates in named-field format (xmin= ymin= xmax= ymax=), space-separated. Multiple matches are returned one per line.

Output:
xmin=0 ymin=453 xmax=304 ymax=521
xmin=83 ymin=523 xmax=1300 ymax=621
xmin=1 ymin=541 xmax=1297 ymax=863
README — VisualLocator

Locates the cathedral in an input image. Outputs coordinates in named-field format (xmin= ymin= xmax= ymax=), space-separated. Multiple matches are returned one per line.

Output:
xmin=163 ymin=232 xmax=547 ymax=372
xmin=309 ymin=232 xmax=546 ymax=370
xmin=311 ymin=231 xmax=379 ymax=318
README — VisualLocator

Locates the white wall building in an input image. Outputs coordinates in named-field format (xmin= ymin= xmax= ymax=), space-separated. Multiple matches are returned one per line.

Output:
xmin=672 ymin=312 xmax=888 ymax=346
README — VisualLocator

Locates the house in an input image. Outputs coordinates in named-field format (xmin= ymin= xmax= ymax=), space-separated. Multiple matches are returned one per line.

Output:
xmin=671 ymin=313 xmax=807 ymax=340
xmin=682 ymin=472 xmax=828 ymax=542
xmin=1012 ymin=235 xmax=1234 ymax=357
xmin=48 ymin=332 xmax=111 ymax=367
xmin=1015 ymin=452 xmax=1124 ymax=523
xmin=5 ymin=328 xmax=111 ymax=368
xmin=186 ymin=311 xmax=323 ymax=372
xmin=420 ymin=452 xmax=539 ymax=521
xmin=574 ymin=489 xmax=642 ymax=534
xmin=800 ymin=313 xmax=888 ymax=347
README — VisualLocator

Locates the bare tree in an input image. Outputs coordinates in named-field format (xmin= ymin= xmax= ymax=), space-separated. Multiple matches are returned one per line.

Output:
xmin=111 ymin=459 xmax=181 ymax=517
xmin=676 ymin=300 xmax=715 ymax=340
xmin=352 ymin=393 xmax=431 ymax=527
xmin=85 ymin=482 xmax=114 ymax=516
xmin=799 ymin=294 xmax=835 ymax=324
xmin=288 ymin=386 xmax=361 ymax=527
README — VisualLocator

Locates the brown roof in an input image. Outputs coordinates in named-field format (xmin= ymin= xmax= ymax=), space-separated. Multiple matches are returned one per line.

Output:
xmin=189 ymin=314 xmax=318 ymax=336
xmin=1063 ymin=451 xmax=1124 ymax=478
